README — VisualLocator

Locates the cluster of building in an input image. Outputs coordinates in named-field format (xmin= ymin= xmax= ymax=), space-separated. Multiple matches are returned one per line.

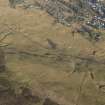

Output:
xmin=9 ymin=0 xmax=105 ymax=29
xmin=87 ymin=0 xmax=105 ymax=29
xmin=40 ymin=0 xmax=105 ymax=29
xmin=87 ymin=16 xmax=105 ymax=29
xmin=40 ymin=0 xmax=72 ymax=26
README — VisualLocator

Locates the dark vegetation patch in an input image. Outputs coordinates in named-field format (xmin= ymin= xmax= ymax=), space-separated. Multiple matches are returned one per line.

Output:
xmin=0 ymin=72 xmax=42 ymax=105
xmin=43 ymin=98 xmax=60 ymax=105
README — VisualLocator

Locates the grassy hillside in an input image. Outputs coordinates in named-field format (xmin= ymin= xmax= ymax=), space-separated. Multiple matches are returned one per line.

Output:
xmin=0 ymin=0 xmax=105 ymax=105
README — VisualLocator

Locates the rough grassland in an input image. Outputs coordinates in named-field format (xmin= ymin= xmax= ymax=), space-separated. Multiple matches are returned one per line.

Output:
xmin=1 ymin=0 xmax=105 ymax=105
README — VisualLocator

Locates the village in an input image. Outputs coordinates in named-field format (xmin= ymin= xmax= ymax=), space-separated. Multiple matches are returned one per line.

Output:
xmin=8 ymin=0 xmax=105 ymax=29
xmin=87 ymin=0 xmax=105 ymax=29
